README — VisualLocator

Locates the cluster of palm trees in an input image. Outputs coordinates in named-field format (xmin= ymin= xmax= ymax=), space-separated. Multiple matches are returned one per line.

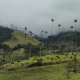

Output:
xmin=5 ymin=19 xmax=78 ymax=58
xmin=40 ymin=19 xmax=78 ymax=54
xmin=70 ymin=19 xmax=78 ymax=54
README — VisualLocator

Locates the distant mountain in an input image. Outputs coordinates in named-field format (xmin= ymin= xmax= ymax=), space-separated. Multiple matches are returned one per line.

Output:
xmin=43 ymin=31 xmax=80 ymax=52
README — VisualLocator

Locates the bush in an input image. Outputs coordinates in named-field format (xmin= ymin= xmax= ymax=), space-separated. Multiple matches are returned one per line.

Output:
xmin=47 ymin=57 xmax=49 ymax=59
xmin=11 ymin=62 xmax=14 ymax=64
xmin=36 ymin=58 xmax=43 ymax=66
xmin=50 ymin=58 xmax=54 ymax=61
xmin=17 ymin=60 xmax=20 ymax=62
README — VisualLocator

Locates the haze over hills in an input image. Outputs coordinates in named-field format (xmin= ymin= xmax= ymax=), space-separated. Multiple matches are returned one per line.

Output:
xmin=0 ymin=25 xmax=80 ymax=52
xmin=0 ymin=0 xmax=80 ymax=80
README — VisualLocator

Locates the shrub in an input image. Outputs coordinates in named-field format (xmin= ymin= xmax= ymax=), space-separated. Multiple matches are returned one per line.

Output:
xmin=50 ymin=58 xmax=54 ymax=61
xmin=36 ymin=58 xmax=43 ymax=66
xmin=17 ymin=60 xmax=20 ymax=62
xmin=11 ymin=62 xmax=14 ymax=64
xmin=47 ymin=57 xmax=49 ymax=59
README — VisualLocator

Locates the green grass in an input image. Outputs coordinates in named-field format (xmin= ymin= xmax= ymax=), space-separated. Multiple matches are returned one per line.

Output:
xmin=3 ymin=31 xmax=40 ymax=48
xmin=0 ymin=64 xmax=80 ymax=80
xmin=0 ymin=52 xmax=80 ymax=80
xmin=1 ymin=52 xmax=80 ymax=71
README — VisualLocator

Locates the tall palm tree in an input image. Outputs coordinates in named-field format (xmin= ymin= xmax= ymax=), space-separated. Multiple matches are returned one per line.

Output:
xmin=51 ymin=19 xmax=54 ymax=49
xmin=11 ymin=24 xmax=13 ymax=30
xmin=16 ymin=27 xmax=17 ymax=31
xmin=58 ymin=24 xmax=61 ymax=51
xmin=48 ymin=35 xmax=52 ymax=49
xmin=24 ymin=27 xmax=27 ymax=38
xmin=41 ymin=30 xmax=44 ymax=43
xmin=45 ymin=31 xmax=48 ymax=49
xmin=41 ymin=30 xmax=44 ymax=36
xmin=28 ymin=42 xmax=32 ymax=59
xmin=74 ymin=19 xmax=78 ymax=54
xmin=38 ymin=43 xmax=43 ymax=57
xmin=70 ymin=26 xmax=74 ymax=54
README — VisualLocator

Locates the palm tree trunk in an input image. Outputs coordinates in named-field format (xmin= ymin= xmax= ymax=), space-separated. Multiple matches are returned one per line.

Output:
xmin=40 ymin=46 xmax=41 ymax=57
xmin=29 ymin=46 xmax=31 ymax=59
xmin=75 ymin=22 xmax=77 ymax=54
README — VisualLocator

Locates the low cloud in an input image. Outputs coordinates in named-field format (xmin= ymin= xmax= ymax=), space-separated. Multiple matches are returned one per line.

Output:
xmin=0 ymin=0 xmax=80 ymax=36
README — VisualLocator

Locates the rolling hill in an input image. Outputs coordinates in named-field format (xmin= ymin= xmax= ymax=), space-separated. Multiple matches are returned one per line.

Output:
xmin=3 ymin=30 xmax=40 ymax=48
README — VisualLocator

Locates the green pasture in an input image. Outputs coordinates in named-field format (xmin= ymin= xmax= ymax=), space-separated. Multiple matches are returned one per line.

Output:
xmin=3 ymin=31 xmax=40 ymax=48
xmin=0 ymin=64 xmax=80 ymax=80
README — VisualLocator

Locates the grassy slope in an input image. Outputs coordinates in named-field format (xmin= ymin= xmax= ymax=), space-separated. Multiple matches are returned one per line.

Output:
xmin=0 ymin=53 xmax=80 ymax=80
xmin=0 ymin=64 xmax=80 ymax=80
xmin=1 ymin=52 xmax=80 ymax=70
xmin=3 ymin=31 xmax=40 ymax=48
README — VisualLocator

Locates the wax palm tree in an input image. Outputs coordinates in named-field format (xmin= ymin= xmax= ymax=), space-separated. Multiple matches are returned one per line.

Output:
xmin=48 ymin=35 xmax=52 ymax=49
xmin=45 ymin=31 xmax=48 ymax=49
xmin=16 ymin=27 xmax=18 ymax=31
xmin=41 ymin=30 xmax=44 ymax=38
xmin=70 ymin=26 xmax=74 ymax=54
xmin=28 ymin=42 xmax=32 ymax=59
xmin=74 ymin=19 xmax=78 ymax=54
xmin=58 ymin=24 xmax=61 ymax=51
xmin=38 ymin=43 xmax=43 ymax=57
xmin=51 ymin=19 xmax=54 ymax=49
xmin=11 ymin=24 xmax=13 ymax=30
xmin=41 ymin=30 xmax=44 ymax=43
xmin=24 ymin=27 xmax=27 ymax=38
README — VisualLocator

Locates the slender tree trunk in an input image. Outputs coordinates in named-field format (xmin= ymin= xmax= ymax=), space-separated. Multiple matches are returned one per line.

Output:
xmin=29 ymin=46 xmax=31 ymax=59
xmin=75 ymin=22 xmax=77 ymax=54
xmin=40 ymin=46 xmax=41 ymax=57
xmin=51 ymin=22 xmax=53 ymax=49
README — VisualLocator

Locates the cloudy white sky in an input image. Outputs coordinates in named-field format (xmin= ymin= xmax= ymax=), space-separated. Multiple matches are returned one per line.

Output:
xmin=0 ymin=0 xmax=80 ymax=36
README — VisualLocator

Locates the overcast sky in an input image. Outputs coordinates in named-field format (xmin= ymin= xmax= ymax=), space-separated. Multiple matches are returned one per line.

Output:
xmin=0 ymin=0 xmax=80 ymax=36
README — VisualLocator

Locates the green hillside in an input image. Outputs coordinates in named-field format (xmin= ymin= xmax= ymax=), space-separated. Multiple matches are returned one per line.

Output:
xmin=0 ymin=53 xmax=80 ymax=80
xmin=3 ymin=31 xmax=40 ymax=48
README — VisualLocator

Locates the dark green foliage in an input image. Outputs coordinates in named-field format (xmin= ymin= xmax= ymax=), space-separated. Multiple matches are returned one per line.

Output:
xmin=12 ymin=44 xmax=22 ymax=50
xmin=2 ymin=44 xmax=11 ymax=52
xmin=47 ymin=57 xmax=49 ymax=59
xmin=0 ymin=26 xmax=13 ymax=42
xmin=43 ymin=31 xmax=80 ymax=52
xmin=66 ymin=55 xmax=80 ymax=74
xmin=17 ymin=60 xmax=20 ymax=62
xmin=36 ymin=58 xmax=43 ymax=66
xmin=50 ymin=57 xmax=54 ymax=61
xmin=56 ymin=56 xmax=60 ymax=59
xmin=11 ymin=62 xmax=14 ymax=64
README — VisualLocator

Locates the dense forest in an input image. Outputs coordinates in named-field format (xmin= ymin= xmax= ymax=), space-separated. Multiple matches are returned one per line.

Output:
xmin=0 ymin=26 xmax=13 ymax=43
